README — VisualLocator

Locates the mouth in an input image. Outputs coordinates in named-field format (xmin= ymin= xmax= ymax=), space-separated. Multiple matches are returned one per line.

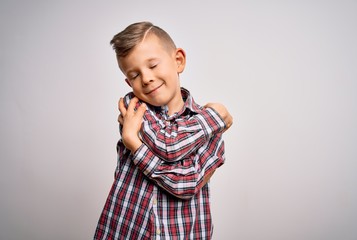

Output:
xmin=145 ymin=83 xmax=163 ymax=95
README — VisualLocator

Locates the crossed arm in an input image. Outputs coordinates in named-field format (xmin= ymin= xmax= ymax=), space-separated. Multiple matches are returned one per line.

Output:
xmin=119 ymin=96 xmax=233 ymax=154
xmin=120 ymin=93 xmax=231 ymax=162
xmin=129 ymin=132 xmax=225 ymax=199
xmin=118 ymin=96 xmax=233 ymax=199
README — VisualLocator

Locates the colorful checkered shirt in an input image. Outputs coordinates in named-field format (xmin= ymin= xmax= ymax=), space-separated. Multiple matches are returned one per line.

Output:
xmin=94 ymin=88 xmax=226 ymax=239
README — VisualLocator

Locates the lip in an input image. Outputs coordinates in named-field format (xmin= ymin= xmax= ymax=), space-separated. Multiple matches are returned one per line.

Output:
xmin=145 ymin=83 xmax=163 ymax=95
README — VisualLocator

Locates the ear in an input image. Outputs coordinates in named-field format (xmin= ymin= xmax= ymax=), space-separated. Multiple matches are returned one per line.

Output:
xmin=125 ymin=78 xmax=132 ymax=87
xmin=175 ymin=48 xmax=186 ymax=74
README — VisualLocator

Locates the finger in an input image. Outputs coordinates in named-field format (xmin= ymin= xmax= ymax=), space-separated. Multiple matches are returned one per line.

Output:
xmin=119 ymin=98 xmax=127 ymax=116
xmin=127 ymin=97 xmax=139 ymax=112
xmin=136 ymin=103 xmax=147 ymax=117
xmin=204 ymin=103 xmax=212 ymax=108
xmin=226 ymin=116 xmax=233 ymax=127
xmin=118 ymin=114 xmax=124 ymax=124
xmin=228 ymin=116 xmax=233 ymax=127
xmin=223 ymin=117 xmax=233 ymax=132
xmin=227 ymin=114 xmax=232 ymax=124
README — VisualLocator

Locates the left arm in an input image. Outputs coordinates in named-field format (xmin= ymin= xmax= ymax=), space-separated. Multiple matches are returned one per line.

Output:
xmin=131 ymin=133 xmax=225 ymax=199
xmin=119 ymin=94 xmax=230 ymax=162
xmin=140 ymin=107 xmax=225 ymax=162
xmin=119 ymin=97 xmax=225 ymax=199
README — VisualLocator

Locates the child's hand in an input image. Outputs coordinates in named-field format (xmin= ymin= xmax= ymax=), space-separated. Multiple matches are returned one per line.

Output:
xmin=204 ymin=103 xmax=233 ymax=132
xmin=118 ymin=97 xmax=147 ymax=152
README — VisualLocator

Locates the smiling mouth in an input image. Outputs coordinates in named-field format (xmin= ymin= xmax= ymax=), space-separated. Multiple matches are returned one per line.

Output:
xmin=145 ymin=83 xmax=163 ymax=95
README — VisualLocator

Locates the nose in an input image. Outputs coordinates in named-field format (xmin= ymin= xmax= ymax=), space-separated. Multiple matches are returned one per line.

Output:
xmin=141 ymin=69 xmax=154 ymax=85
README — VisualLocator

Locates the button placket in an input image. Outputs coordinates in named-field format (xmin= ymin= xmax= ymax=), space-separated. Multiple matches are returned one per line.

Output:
xmin=151 ymin=186 xmax=161 ymax=239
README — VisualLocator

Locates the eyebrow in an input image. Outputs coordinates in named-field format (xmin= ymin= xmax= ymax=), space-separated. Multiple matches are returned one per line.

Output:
xmin=147 ymin=57 xmax=160 ymax=62
xmin=125 ymin=58 xmax=160 ymax=72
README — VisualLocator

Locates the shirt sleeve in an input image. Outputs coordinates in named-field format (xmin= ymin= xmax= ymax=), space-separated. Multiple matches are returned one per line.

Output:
xmin=131 ymin=132 xmax=225 ymax=200
xmin=141 ymin=107 xmax=226 ymax=163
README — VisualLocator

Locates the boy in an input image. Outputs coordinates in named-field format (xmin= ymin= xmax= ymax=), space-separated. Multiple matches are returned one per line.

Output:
xmin=94 ymin=22 xmax=233 ymax=239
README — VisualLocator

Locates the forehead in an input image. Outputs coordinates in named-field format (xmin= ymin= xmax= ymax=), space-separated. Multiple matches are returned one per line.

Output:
xmin=118 ymin=34 xmax=173 ymax=71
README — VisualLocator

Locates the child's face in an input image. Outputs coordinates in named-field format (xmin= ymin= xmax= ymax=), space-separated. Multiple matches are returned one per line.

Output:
xmin=118 ymin=34 xmax=186 ymax=111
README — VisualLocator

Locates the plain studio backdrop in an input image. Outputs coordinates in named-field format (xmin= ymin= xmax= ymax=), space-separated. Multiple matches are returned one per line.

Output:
xmin=1 ymin=0 xmax=356 ymax=239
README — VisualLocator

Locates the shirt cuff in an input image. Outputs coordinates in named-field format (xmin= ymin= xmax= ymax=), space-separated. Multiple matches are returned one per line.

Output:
xmin=195 ymin=107 xmax=226 ymax=140
xmin=131 ymin=144 xmax=160 ymax=176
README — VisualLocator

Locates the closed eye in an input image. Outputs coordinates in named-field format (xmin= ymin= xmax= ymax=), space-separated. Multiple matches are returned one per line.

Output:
xmin=129 ymin=73 xmax=139 ymax=80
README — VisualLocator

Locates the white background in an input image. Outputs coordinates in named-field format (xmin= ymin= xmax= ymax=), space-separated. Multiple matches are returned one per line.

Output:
xmin=1 ymin=0 xmax=356 ymax=239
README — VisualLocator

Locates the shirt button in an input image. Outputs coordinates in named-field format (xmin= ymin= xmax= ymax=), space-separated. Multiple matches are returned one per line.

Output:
xmin=156 ymin=228 xmax=161 ymax=235
xmin=153 ymin=198 xmax=157 ymax=205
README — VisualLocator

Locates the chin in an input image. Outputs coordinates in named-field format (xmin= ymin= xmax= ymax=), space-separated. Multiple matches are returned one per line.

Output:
xmin=149 ymin=102 xmax=165 ymax=107
xmin=141 ymin=95 xmax=163 ymax=106
xmin=147 ymin=99 xmax=168 ymax=107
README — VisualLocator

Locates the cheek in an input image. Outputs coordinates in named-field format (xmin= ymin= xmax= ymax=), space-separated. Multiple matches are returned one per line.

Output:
xmin=130 ymin=81 xmax=141 ymax=89
xmin=131 ymin=85 xmax=145 ymax=97
xmin=132 ymin=87 xmax=141 ymax=96
xmin=158 ymin=68 xmax=175 ymax=81
xmin=157 ymin=63 xmax=173 ymax=76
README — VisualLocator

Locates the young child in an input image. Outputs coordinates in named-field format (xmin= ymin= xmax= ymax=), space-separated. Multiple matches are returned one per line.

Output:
xmin=94 ymin=22 xmax=233 ymax=239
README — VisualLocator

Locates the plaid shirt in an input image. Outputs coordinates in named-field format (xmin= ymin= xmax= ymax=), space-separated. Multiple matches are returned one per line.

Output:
xmin=94 ymin=88 xmax=226 ymax=239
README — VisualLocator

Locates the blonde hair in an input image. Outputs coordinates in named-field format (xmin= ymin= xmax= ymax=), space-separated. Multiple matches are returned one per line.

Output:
xmin=110 ymin=21 xmax=177 ymax=58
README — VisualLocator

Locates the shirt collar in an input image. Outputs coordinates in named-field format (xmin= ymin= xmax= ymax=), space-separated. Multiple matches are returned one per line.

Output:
xmin=148 ymin=87 xmax=201 ymax=119
xmin=180 ymin=87 xmax=201 ymax=114
xmin=159 ymin=87 xmax=202 ymax=120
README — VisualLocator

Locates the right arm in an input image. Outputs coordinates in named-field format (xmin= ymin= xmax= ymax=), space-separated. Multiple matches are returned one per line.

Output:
xmin=130 ymin=133 xmax=225 ymax=199
xmin=118 ymin=97 xmax=226 ymax=199
xmin=140 ymin=107 xmax=225 ymax=162
xmin=120 ymin=93 xmax=232 ymax=162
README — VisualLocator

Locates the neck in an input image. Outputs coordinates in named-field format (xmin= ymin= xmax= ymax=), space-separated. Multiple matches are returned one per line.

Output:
xmin=167 ymin=97 xmax=184 ymax=116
